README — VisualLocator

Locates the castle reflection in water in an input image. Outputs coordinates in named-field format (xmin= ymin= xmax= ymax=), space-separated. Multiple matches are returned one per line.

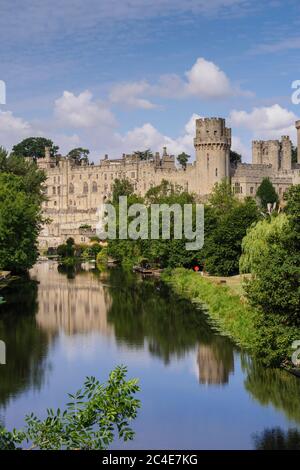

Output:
xmin=31 ymin=262 xmax=114 ymax=336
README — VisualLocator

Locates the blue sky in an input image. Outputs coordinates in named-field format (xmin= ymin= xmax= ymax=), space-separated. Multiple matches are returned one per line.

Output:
xmin=0 ymin=0 xmax=300 ymax=161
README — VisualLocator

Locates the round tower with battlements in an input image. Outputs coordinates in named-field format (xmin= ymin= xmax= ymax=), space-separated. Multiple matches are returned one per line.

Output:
xmin=194 ymin=117 xmax=231 ymax=195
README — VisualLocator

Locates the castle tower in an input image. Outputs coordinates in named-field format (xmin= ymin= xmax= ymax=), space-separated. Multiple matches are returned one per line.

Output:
xmin=252 ymin=141 xmax=263 ymax=164
xmin=296 ymin=120 xmax=300 ymax=164
xmin=281 ymin=136 xmax=292 ymax=171
xmin=194 ymin=117 xmax=231 ymax=195
xmin=37 ymin=146 xmax=52 ymax=170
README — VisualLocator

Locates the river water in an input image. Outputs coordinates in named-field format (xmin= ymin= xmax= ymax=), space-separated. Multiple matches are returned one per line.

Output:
xmin=0 ymin=262 xmax=300 ymax=449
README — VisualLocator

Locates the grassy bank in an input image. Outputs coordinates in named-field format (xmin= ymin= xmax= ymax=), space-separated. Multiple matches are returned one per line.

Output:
xmin=162 ymin=268 xmax=299 ymax=368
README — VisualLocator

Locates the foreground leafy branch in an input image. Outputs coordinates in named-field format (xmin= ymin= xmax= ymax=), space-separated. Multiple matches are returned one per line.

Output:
xmin=0 ymin=366 xmax=140 ymax=450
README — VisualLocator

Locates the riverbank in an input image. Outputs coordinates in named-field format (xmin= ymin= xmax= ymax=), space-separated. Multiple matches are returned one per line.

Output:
xmin=162 ymin=268 xmax=299 ymax=368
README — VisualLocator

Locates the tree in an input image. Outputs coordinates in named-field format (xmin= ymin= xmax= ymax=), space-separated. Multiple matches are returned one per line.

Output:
xmin=111 ymin=178 xmax=134 ymax=204
xmin=67 ymin=147 xmax=90 ymax=165
xmin=230 ymin=150 xmax=242 ymax=168
xmin=0 ymin=366 xmax=140 ymax=450
xmin=204 ymin=197 xmax=260 ymax=276
xmin=292 ymin=144 xmax=298 ymax=165
xmin=243 ymin=186 xmax=300 ymax=325
xmin=256 ymin=177 xmax=279 ymax=209
xmin=208 ymin=179 xmax=238 ymax=214
xmin=12 ymin=137 xmax=59 ymax=160
xmin=133 ymin=149 xmax=153 ymax=161
xmin=0 ymin=173 xmax=42 ymax=273
xmin=0 ymin=147 xmax=46 ymax=203
xmin=177 ymin=152 xmax=190 ymax=169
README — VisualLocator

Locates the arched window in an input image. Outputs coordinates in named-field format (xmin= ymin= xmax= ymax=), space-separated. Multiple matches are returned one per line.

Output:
xmin=83 ymin=182 xmax=88 ymax=194
xmin=215 ymin=168 xmax=218 ymax=177
xmin=92 ymin=182 xmax=98 ymax=193
xmin=69 ymin=183 xmax=74 ymax=194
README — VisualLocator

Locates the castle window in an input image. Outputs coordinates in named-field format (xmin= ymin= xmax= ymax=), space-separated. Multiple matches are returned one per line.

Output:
xmin=57 ymin=186 xmax=60 ymax=196
xmin=234 ymin=182 xmax=241 ymax=194
xmin=69 ymin=183 xmax=74 ymax=194
xmin=92 ymin=182 xmax=98 ymax=193
xmin=54 ymin=200 xmax=57 ymax=206
xmin=215 ymin=168 xmax=218 ymax=177
xmin=83 ymin=182 xmax=88 ymax=194
xmin=131 ymin=172 xmax=135 ymax=178
xmin=104 ymin=173 xmax=107 ymax=180
xmin=69 ymin=200 xmax=72 ymax=205
xmin=53 ymin=186 xmax=56 ymax=195
xmin=250 ymin=187 xmax=254 ymax=195
xmin=58 ymin=176 xmax=60 ymax=183
xmin=54 ymin=177 xmax=56 ymax=183
xmin=279 ymin=187 xmax=282 ymax=195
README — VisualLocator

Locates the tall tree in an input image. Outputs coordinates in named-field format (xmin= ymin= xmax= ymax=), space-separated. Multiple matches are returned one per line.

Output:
xmin=111 ymin=178 xmax=134 ymax=204
xmin=177 ymin=152 xmax=190 ymax=170
xmin=12 ymin=137 xmax=59 ymax=160
xmin=230 ymin=150 xmax=242 ymax=167
xmin=256 ymin=177 xmax=279 ymax=209
xmin=67 ymin=147 xmax=90 ymax=165
xmin=0 ymin=173 xmax=43 ymax=273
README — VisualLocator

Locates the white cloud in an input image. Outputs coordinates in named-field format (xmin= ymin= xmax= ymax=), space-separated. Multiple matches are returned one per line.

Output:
xmin=229 ymin=104 xmax=298 ymax=140
xmin=0 ymin=110 xmax=33 ymax=149
xmin=109 ymin=57 xmax=252 ymax=108
xmin=54 ymin=90 xmax=116 ymax=128
xmin=109 ymin=81 xmax=157 ymax=109
xmin=184 ymin=58 xmax=233 ymax=99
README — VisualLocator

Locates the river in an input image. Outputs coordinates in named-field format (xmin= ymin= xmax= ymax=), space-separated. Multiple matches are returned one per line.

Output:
xmin=0 ymin=262 xmax=300 ymax=449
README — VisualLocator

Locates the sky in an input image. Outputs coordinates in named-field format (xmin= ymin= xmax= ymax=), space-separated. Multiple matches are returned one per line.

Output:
xmin=0 ymin=0 xmax=300 ymax=162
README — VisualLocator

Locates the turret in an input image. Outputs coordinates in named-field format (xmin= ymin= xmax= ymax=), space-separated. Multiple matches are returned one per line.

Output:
xmin=194 ymin=117 xmax=231 ymax=194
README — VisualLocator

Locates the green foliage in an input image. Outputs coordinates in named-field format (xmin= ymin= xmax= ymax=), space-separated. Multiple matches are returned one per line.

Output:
xmin=0 ymin=147 xmax=46 ymax=203
xmin=67 ymin=147 xmax=90 ymax=165
xmin=208 ymin=179 xmax=238 ymax=214
xmin=243 ymin=186 xmax=300 ymax=326
xmin=12 ymin=137 xmax=59 ymax=160
xmin=0 ymin=366 xmax=140 ymax=450
xmin=111 ymin=178 xmax=134 ymax=205
xmin=0 ymin=173 xmax=42 ymax=272
xmin=133 ymin=149 xmax=153 ymax=161
xmin=177 ymin=152 xmax=190 ymax=169
xmin=96 ymin=246 xmax=108 ymax=267
xmin=291 ymin=144 xmax=298 ymax=165
xmin=83 ymin=243 xmax=102 ymax=260
xmin=164 ymin=268 xmax=298 ymax=366
xmin=256 ymin=177 xmax=279 ymax=209
xmin=204 ymin=197 xmax=260 ymax=276
xmin=230 ymin=150 xmax=242 ymax=167
xmin=240 ymin=214 xmax=289 ymax=274
xmin=57 ymin=243 xmax=74 ymax=258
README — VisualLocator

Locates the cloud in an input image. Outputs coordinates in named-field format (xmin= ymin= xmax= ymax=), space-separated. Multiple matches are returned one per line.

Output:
xmin=228 ymin=104 xmax=298 ymax=140
xmin=251 ymin=37 xmax=300 ymax=54
xmin=54 ymin=90 xmax=116 ymax=128
xmin=184 ymin=58 xmax=233 ymax=99
xmin=109 ymin=81 xmax=157 ymax=109
xmin=109 ymin=58 xmax=252 ymax=108
xmin=0 ymin=110 xmax=33 ymax=149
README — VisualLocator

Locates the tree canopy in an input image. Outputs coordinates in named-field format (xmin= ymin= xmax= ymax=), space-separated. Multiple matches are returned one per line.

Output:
xmin=256 ymin=177 xmax=279 ymax=209
xmin=12 ymin=137 xmax=59 ymax=160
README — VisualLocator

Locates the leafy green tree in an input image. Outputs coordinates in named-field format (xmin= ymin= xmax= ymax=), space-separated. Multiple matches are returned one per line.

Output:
xmin=208 ymin=179 xmax=238 ymax=215
xmin=204 ymin=197 xmax=260 ymax=276
xmin=0 ymin=147 xmax=46 ymax=202
xmin=177 ymin=152 xmax=190 ymax=169
xmin=67 ymin=147 xmax=90 ymax=165
xmin=12 ymin=137 xmax=59 ymax=160
xmin=230 ymin=150 xmax=242 ymax=167
xmin=243 ymin=186 xmax=300 ymax=325
xmin=133 ymin=149 xmax=153 ymax=160
xmin=111 ymin=178 xmax=134 ymax=204
xmin=0 ymin=173 xmax=42 ymax=273
xmin=0 ymin=366 xmax=140 ymax=450
xmin=256 ymin=177 xmax=279 ymax=209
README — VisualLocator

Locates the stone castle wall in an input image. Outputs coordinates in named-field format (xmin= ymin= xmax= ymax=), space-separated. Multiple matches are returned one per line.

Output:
xmin=38 ymin=117 xmax=300 ymax=248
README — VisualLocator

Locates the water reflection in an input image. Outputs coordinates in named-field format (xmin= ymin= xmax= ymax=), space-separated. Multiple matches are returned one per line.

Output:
xmin=32 ymin=263 xmax=113 ymax=336
xmin=253 ymin=427 xmax=300 ymax=450
xmin=242 ymin=356 xmax=300 ymax=424
xmin=0 ymin=278 xmax=51 ymax=407
xmin=1 ymin=262 xmax=300 ymax=446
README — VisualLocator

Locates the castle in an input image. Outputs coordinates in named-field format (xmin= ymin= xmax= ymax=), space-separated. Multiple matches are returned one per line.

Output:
xmin=38 ymin=117 xmax=300 ymax=248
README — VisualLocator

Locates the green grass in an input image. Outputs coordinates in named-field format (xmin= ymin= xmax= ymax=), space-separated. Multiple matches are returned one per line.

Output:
xmin=162 ymin=268 xmax=299 ymax=367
